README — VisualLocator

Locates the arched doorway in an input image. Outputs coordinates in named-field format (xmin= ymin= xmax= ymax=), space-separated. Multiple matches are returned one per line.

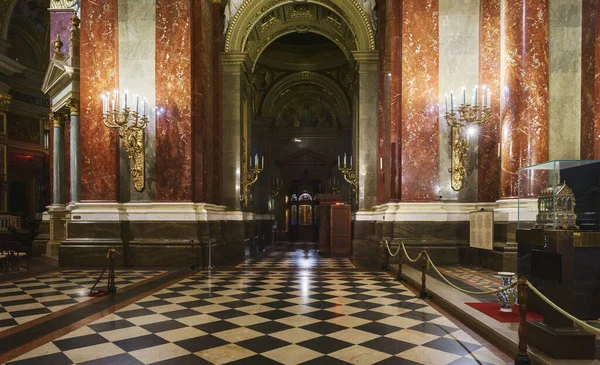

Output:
xmin=221 ymin=0 xmax=379 ymax=246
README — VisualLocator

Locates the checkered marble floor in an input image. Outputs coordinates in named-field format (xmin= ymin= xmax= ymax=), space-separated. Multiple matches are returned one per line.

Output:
xmin=0 ymin=270 xmax=163 ymax=332
xmin=237 ymin=248 xmax=355 ymax=270
xmin=8 ymin=270 xmax=508 ymax=365
xmin=436 ymin=267 xmax=501 ymax=293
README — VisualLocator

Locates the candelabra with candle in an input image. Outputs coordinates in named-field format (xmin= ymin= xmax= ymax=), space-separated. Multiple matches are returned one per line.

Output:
xmin=270 ymin=178 xmax=282 ymax=198
xmin=444 ymin=86 xmax=492 ymax=191
xmin=242 ymin=153 xmax=264 ymax=209
xmin=331 ymin=176 xmax=342 ymax=195
xmin=101 ymin=90 xmax=149 ymax=191
xmin=337 ymin=153 xmax=358 ymax=204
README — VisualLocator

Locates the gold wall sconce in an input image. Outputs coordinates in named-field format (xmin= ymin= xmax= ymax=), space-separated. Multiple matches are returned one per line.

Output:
xmin=242 ymin=153 xmax=264 ymax=209
xmin=444 ymin=86 xmax=492 ymax=191
xmin=331 ymin=176 xmax=342 ymax=195
xmin=337 ymin=153 xmax=358 ymax=203
xmin=101 ymin=90 xmax=149 ymax=192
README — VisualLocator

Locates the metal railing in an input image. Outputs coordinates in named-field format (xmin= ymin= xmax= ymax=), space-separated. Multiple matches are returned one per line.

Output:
xmin=383 ymin=240 xmax=600 ymax=364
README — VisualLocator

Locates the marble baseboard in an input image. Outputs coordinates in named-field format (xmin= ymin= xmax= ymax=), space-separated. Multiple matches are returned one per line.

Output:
xmin=458 ymin=247 xmax=517 ymax=272
xmin=60 ymin=219 xmax=272 ymax=267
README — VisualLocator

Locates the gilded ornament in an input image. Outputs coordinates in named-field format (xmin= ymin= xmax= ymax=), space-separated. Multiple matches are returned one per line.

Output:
xmin=54 ymin=34 xmax=64 ymax=58
xmin=444 ymin=93 xmax=492 ymax=191
xmin=102 ymin=104 xmax=148 ymax=192
xmin=53 ymin=114 xmax=66 ymax=128
xmin=0 ymin=93 xmax=11 ymax=112
xmin=71 ymin=11 xmax=80 ymax=30
xmin=68 ymin=98 xmax=79 ymax=116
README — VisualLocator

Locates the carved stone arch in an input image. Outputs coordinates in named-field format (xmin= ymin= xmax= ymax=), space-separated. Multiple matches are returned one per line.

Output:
xmin=250 ymin=25 xmax=352 ymax=71
xmin=0 ymin=0 xmax=19 ymax=41
xmin=261 ymin=71 xmax=351 ymax=118
xmin=225 ymin=0 xmax=374 ymax=54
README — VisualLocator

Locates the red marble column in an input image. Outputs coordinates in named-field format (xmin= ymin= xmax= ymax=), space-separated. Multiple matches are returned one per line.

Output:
xmin=80 ymin=0 xmax=119 ymax=201
xmin=377 ymin=0 xmax=388 ymax=205
xmin=478 ymin=0 xmax=501 ymax=202
xmin=400 ymin=0 xmax=439 ymax=201
xmin=156 ymin=0 xmax=193 ymax=201
xmin=389 ymin=0 xmax=402 ymax=201
xmin=581 ymin=0 xmax=600 ymax=160
xmin=500 ymin=0 xmax=549 ymax=199
xmin=192 ymin=0 xmax=214 ymax=203
xmin=213 ymin=0 xmax=223 ymax=205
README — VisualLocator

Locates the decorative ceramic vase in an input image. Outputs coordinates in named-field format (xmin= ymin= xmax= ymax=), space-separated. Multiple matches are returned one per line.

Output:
xmin=496 ymin=272 xmax=516 ymax=312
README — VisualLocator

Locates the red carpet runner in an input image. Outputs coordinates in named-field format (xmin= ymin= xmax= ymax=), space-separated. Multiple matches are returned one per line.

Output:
xmin=466 ymin=302 xmax=544 ymax=323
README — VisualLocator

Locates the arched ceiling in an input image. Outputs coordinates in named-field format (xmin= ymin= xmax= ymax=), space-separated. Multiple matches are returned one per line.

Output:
xmin=225 ymin=0 xmax=375 ymax=68
xmin=258 ymin=70 xmax=351 ymax=130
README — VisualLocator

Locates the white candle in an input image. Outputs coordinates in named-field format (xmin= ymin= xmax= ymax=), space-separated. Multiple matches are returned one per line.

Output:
xmin=350 ymin=155 xmax=352 ymax=168
xmin=124 ymin=90 xmax=128 ymax=109
xmin=254 ymin=154 xmax=258 ymax=168
xmin=461 ymin=87 xmax=466 ymax=105
xmin=344 ymin=153 xmax=347 ymax=168
xmin=487 ymin=91 xmax=491 ymax=107
xmin=450 ymin=91 xmax=454 ymax=111
xmin=135 ymin=95 xmax=139 ymax=114
xmin=445 ymin=94 xmax=448 ymax=112
xmin=261 ymin=156 xmax=264 ymax=169
xmin=380 ymin=157 xmax=383 ymax=170
xmin=338 ymin=155 xmax=340 ymax=168
xmin=474 ymin=86 xmax=478 ymax=106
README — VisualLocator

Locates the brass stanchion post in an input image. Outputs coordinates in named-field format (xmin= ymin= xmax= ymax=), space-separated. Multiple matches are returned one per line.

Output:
xmin=397 ymin=254 xmax=404 ymax=282
xmin=515 ymin=276 xmax=530 ymax=365
xmin=419 ymin=252 xmax=429 ymax=299
xmin=107 ymin=249 xmax=117 ymax=293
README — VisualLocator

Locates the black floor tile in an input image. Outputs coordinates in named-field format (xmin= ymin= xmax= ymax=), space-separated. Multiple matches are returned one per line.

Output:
xmin=175 ymin=334 xmax=228 ymax=352
xmin=422 ymin=337 xmax=481 ymax=356
xmin=373 ymin=356 xmax=423 ymax=365
xmin=303 ymin=310 xmax=341 ymax=321
xmin=256 ymin=310 xmax=295 ymax=321
xmin=114 ymin=334 xmax=168 ymax=352
xmin=89 ymin=319 xmax=136 ymax=333
xmin=408 ymin=323 xmax=459 ymax=337
xmin=78 ymin=353 xmax=144 ymax=365
xmin=236 ymin=335 xmax=290 ymax=353
xmin=247 ymin=321 xmax=293 ymax=334
xmin=352 ymin=311 xmax=392 ymax=321
xmin=7 ymin=352 xmax=73 ymax=365
xmin=226 ymin=354 xmax=284 ymax=365
xmin=297 ymin=336 xmax=353 ymax=354
xmin=194 ymin=320 xmax=239 ymax=333
xmin=400 ymin=310 xmax=442 ymax=322
xmin=150 ymin=354 xmax=212 ymax=365
xmin=0 ymin=318 xmax=19 ymax=328
xmin=117 ymin=308 xmax=156 ymax=319
xmin=299 ymin=322 xmax=347 ymax=335
xmin=162 ymin=309 xmax=203 ymax=320
xmin=210 ymin=309 xmax=249 ymax=320
xmin=136 ymin=299 xmax=172 ymax=308
xmin=361 ymin=337 xmax=416 ymax=355
xmin=300 ymin=356 xmax=352 ymax=364
xmin=54 ymin=333 xmax=109 ymax=351
xmin=141 ymin=320 xmax=188 ymax=333
xmin=355 ymin=322 xmax=402 ymax=336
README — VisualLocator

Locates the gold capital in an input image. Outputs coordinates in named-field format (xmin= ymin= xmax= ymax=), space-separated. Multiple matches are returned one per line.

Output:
xmin=0 ymin=93 xmax=11 ymax=112
xmin=68 ymin=98 xmax=80 ymax=115
xmin=52 ymin=114 xmax=66 ymax=128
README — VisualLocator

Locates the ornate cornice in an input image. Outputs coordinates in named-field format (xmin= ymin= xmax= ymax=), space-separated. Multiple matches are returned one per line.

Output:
xmin=50 ymin=0 xmax=78 ymax=10
xmin=52 ymin=113 xmax=66 ymax=128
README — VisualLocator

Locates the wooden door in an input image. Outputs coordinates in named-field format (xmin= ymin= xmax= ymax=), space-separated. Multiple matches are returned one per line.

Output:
xmin=319 ymin=205 xmax=331 ymax=254
xmin=330 ymin=205 xmax=351 ymax=256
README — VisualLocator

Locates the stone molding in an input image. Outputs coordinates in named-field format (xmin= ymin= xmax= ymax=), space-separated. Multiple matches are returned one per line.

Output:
xmin=353 ymin=200 xmax=537 ymax=223
xmin=66 ymin=202 xmax=273 ymax=222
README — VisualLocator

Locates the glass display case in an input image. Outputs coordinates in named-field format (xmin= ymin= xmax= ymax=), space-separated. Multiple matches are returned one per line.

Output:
xmin=518 ymin=160 xmax=600 ymax=231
